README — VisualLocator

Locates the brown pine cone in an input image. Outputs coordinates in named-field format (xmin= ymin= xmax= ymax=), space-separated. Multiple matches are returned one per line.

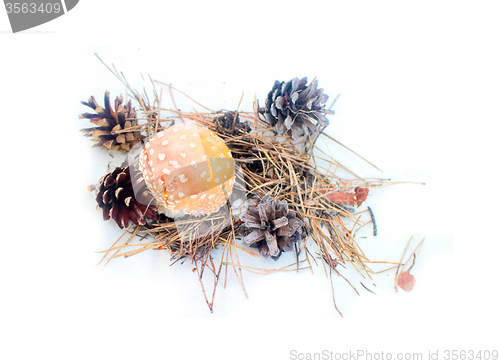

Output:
xmin=262 ymin=77 xmax=332 ymax=140
xmin=241 ymin=196 xmax=304 ymax=260
xmin=213 ymin=111 xmax=251 ymax=136
xmin=79 ymin=91 xmax=141 ymax=153
xmin=95 ymin=165 xmax=156 ymax=229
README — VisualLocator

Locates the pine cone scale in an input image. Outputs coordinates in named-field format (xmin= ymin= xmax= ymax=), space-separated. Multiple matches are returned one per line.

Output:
xmin=276 ymin=201 xmax=288 ymax=216
xmin=115 ymin=187 xmax=125 ymax=200
xmin=110 ymin=205 xmax=120 ymax=221
xmin=115 ymin=171 xmax=127 ymax=185
xmin=272 ymin=216 xmax=288 ymax=229
xmin=102 ymin=190 xmax=112 ymax=204
xmin=244 ymin=229 xmax=265 ymax=245
xmin=264 ymin=230 xmax=279 ymax=256
xmin=115 ymin=134 xmax=126 ymax=144
xmin=79 ymin=113 xmax=99 ymax=120
xmin=120 ymin=208 xmax=130 ymax=229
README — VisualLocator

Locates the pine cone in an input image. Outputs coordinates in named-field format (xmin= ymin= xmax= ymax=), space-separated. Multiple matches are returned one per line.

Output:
xmin=262 ymin=77 xmax=332 ymax=140
xmin=95 ymin=165 xmax=156 ymax=229
xmin=213 ymin=111 xmax=251 ymax=135
xmin=241 ymin=196 xmax=304 ymax=260
xmin=79 ymin=91 xmax=141 ymax=153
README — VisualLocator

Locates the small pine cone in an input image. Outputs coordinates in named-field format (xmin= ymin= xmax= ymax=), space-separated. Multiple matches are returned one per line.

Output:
xmin=79 ymin=91 xmax=142 ymax=153
xmin=241 ymin=196 xmax=304 ymax=260
xmin=262 ymin=77 xmax=332 ymax=140
xmin=95 ymin=165 xmax=157 ymax=229
xmin=213 ymin=111 xmax=251 ymax=135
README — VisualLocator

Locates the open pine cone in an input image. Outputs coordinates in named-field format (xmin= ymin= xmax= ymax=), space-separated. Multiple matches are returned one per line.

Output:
xmin=262 ymin=77 xmax=332 ymax=140
xmin=95 ymin=165 xmax=156 ymax=229
xmin=241 ymin=196 xmax=304 ymax=260
xmin=79 ymin=91 xmax=141 ymax=153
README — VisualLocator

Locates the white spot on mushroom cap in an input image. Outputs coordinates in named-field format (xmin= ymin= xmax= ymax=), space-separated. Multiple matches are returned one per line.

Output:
xmin=190 ymin=194 xmax=197 ymax=199
xmin=193 ymin=133 xmax=199 ymax=137
xmin=200 ymin=194 xmax=206 ymax=200
xmin=180 ymin=152 xmax=187 ymax=158
xmin=216 ymin=167 xmax=222 ymax=172
xmin=215 ymin=178 xmax=219 ymax=183
xmin=158 ymin=153 xmax=166 ymax=161
xmin=179 ymin=174 xmax=188 ymax=183
xmin=169 ymin=160 xmax=181 ymax=168
xmin=162 ymin=140 xmax=169 ymax=146
xmin=212 ymin=146 xmax=217 ymax=151
xmin=178 ymin=192 xmax=185 ymax=198
xmin=202 ymin=155 xmax=207 ymax=161
xmin=227 ymin=162 xmax=231 ymax=169
xmin=158 ymin=178 xmax=164 ymax=185
xmin=191 ymin=161 xmax=197 ymax=168
xmin=200 ymin=171 xmax=207 ymax=178
xmin=209 ymin=194 xmax=215 ymax=200
xmin=149 ymin=148 xmax=154 ymax=156
xmin=207 ymin=177 xmax=211 ymax=182
xmin=173 ymin=127 xmax=179 ymax=132
xmin=162 ymin=167 xmax=171 ymax=175
xmin=158 ymin=132 xmax=164 ymax=138
xmin=189 ymin=143 xmax=196 ymax=148
xmin=148 ymin=161 xmax=153 ymax=167
xmin=180 ymin=134 xmax=186 ymax=140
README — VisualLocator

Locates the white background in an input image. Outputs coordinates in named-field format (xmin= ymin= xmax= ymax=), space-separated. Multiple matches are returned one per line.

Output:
xmin=1 ymin=1 xmax=498 ymax=363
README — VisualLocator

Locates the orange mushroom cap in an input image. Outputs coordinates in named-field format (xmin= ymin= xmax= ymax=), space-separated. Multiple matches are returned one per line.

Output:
xmin=138 ymin=124 xmax=235 ymax=218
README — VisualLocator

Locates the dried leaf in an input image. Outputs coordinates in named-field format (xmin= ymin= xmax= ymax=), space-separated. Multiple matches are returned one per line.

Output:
xmin=354 ymin=186 xmax=369 ymax=207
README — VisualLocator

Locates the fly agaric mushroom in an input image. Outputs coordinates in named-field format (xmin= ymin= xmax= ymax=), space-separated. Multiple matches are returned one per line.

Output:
xmin=137 ymin=124 xmax=235 ymax=218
